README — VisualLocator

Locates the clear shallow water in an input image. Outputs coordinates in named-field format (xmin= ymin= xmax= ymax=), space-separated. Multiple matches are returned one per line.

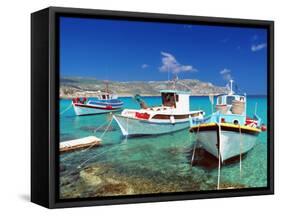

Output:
xmin=59 ymin=96 xmax=268 ymax=199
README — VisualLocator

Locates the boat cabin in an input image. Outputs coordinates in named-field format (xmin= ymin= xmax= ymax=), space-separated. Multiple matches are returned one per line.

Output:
xmin=97 ymin=92 xmax=117 ymax=101
xmin=160 ymin=90 xmax=190 ymax=113
xmin=216 ymin=94 xmax=246 ymax=115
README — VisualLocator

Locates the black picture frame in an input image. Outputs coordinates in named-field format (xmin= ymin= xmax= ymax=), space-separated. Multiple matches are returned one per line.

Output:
xmin=31 ymin=6 xmax=274 ymax=208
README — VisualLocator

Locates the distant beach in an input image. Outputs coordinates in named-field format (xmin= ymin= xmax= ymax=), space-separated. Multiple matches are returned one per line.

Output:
xmin=60 ymin=77 xmax=228 ymax=99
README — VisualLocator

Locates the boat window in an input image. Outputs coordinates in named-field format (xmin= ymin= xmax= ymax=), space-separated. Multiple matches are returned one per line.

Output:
xmin=176 ymin=94 xmax=179 ymax=102
xmin=162 ymin=93 xmax=176 ymax=107
xmin=218 ymin=96 xmax=222 ymax=104
xmin=102 ymin=95 xmax=106 ymax=99
xmin=226 ymin=96 xmax=235 ymax=105
xmin=240 ymin=96 xmax=245 ymax=101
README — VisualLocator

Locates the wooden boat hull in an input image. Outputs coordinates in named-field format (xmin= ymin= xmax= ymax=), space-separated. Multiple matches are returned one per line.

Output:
xmin=190 ymin=123 xmax=260 ymax=161
xmin=113 ymin=114 xmax=191 ymax=136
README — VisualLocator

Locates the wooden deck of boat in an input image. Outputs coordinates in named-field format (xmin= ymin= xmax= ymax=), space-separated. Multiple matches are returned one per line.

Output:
xmin=60 ymin=136 xmax=101 ymax=153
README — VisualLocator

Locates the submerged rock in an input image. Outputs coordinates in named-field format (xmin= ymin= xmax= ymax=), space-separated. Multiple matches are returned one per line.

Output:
xmin=96 ymin=178 xmax=134 ymax=196
xmin=80 ymin=166 xmax=103 ymax=187
xmin=218 ymin=182 xmax=246 ymax=189
xmin=61 ymin=161 xmax=248 ymax=199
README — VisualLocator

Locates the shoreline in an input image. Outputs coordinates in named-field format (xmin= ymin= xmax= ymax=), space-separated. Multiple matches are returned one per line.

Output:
xmin=59 ymin=94 xmax=267 ymax=99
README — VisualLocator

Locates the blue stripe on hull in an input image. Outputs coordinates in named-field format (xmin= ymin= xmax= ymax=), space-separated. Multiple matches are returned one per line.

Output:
xmin=88 ymin=100 xmax=123 ymax=106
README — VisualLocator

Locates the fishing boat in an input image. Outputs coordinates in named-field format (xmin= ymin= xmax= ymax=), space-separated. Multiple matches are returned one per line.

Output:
xmin=189 ymin=80 xmax=266 ymax=162
xmin=113 ymin=90 xmax=205 ymax=136
xmin=72 ymin=83 xmax=123 ymax=116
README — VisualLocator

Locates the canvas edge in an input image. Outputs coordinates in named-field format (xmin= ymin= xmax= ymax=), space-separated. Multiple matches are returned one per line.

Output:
xmin=31 ymin=6 xmax=274 ymax=209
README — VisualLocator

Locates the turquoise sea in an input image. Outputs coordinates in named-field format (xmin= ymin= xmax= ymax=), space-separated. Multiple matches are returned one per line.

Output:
xmin=59 ymin=96 xmax=268 ymax=199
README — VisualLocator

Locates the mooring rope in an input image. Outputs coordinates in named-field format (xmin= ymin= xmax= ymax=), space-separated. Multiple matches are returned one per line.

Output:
xmin=239 ymin=125 xmax=243 ymax=179
xmin=60 ymin=103 xmax=73 ymax=115
xmin=125 ymin=116 xmax=129 ymax=140
xmin=60 ymin=115 xmax=113 ymax=163
xmin=217 ymin=123 xmax=222 ymax=190
xmin=61 ymin=124 xmax=129 ymax=179
xmin=61 ymin=142 xmax=122 ymax=179
xmin=191 ymin=125 xmax=200 ymax=166
xmin=98 ymin=117 xmax=113 ymax=140
xmin=77 ymin=147 xmax=112 ymax=169
xmin=76 ymin=136 xmax=127 ymax=169
xmin=93 ymin=113 xmax=112 ymax=134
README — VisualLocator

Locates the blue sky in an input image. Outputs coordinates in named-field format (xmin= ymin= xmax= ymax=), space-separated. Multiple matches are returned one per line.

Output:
xmin=60 ymin=17 xmax=268 ymax=95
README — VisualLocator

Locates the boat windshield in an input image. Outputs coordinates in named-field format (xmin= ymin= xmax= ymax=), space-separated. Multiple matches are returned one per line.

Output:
xmin=218 ymin=96 xmax=222 ymax=104
xmin=226 ymin=96 xmax=236 ymax=105
xmin=101 ymin=94 xmax=107 ymax=99
xmin=161 ymin=93 xmax=176 ymax=107
xmin=100 ymin=94 xmax=111 ymax=100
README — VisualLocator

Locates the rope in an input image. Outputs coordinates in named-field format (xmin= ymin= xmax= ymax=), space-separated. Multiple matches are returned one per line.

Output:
xmin=93 ymin=114 xmax=112 ymax=134
xmin=98 ymin=117 xmax=113 ymax=140
xmin=76 ymin=137 xmax=127 ymax=169
xmin=217 ymin=123 xmax=221 ymax=190
xmin=126 ymin=116 xmax=129 ymax=139
xmin=60 ymin=103 xmax=73 ymax=115
xmin=61 ymin=140 xmax=127 ymax=180
xmin=61 ymin=118 xmax=125 ymax=179
xmin=239 ymin=125 xmax=243 ymax=179
xmin=191 ymin=125 xmax=200 ymax=166
xmin=60 ymin=115 xmax=113 ymax=163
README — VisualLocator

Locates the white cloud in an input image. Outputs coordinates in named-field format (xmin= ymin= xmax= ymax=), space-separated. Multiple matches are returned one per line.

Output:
xmin=141 ymin=64 xmax=149 ymax=69
xmin=159 ymin=52 xmax=196 ymax=74
xmin=251 ymin=43 xmax=266 ymax=52
xmin=220 ymin=68 xmax=233 ymax=81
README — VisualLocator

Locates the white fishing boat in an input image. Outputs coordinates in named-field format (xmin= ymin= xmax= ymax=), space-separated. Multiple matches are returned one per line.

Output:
xmin=72 ymin=83 xmax=123 ymax=116
xmin=190 ymin=80 xmax=267 ymax=162
xmin=113 ymin=90 xmax=204 ymax=136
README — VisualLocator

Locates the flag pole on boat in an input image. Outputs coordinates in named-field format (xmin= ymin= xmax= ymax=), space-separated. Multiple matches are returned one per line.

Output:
xmin=167 ymin=65 xmax=170 ymax=89
xmin=255 ymin=102 xmax=258 ymax=115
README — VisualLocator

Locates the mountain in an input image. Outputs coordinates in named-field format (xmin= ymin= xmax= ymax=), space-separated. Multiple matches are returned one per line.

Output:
xmin=60 ymin=77 xmax=227 ymax=98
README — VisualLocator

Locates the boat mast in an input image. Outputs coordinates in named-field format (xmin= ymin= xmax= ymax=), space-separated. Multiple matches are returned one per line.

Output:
xmin=172 ymin=74 xmax=178 ymax=90
xmin=229 ymin=79 xmax=234 ymax=95
xmin=104 ymin=80 xmax=109 ymax=93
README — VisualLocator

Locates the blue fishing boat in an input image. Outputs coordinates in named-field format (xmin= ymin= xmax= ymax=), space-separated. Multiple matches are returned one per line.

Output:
xmin=189 ymin=80 xmax=266 ymax=162
xmin=72 ymin=83 xmax=123 ymax=116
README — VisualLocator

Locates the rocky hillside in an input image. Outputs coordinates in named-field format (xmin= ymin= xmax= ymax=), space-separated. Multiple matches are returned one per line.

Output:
xmin=60 ymin=77 xmax=227 ymax=98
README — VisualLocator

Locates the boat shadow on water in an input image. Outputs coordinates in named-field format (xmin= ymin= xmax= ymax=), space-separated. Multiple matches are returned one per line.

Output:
xmin=187 ymin=146 xmax=250 ymax=171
